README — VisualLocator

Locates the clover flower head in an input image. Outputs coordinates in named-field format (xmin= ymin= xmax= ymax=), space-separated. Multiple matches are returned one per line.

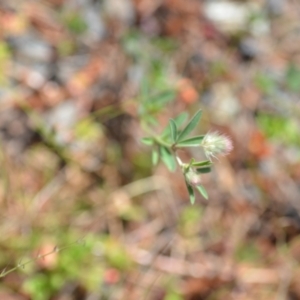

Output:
xmin=201 ymin=131 xmax=233 ymax=160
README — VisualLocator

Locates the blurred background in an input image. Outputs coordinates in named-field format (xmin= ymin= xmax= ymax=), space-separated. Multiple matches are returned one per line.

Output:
xmin=0 ymin=0 xmax=300 ymax=299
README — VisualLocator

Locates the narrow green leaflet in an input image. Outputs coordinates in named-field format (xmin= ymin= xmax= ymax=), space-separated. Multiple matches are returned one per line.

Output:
xmin=192 ymin=160 xmax=211 ymax=167
xmin=160 ymin=146 xmax=176 ymax=171
xmin=196 ymin=166 xmax=211 ymax=173
xmin=176 ymin=135 xmax=204 ymax=147
xmin=174 ymin=112 xmax=189 ymax=127
xmin=185 ymin=181 xmax=195 ymax=205
xmin=177 ymin=110 xmax=202 ymax=142
xmin=161 ymin=112 xmax=189 ymax=137
xmin=152 ymin=148 xmax=159 ymax=166
xmin=169 ymin=119 xmax=177 ymax=143
xmin=141 ymin=137 xmax=154 ymax=145
xmin=196 ymin=185 xmax=208 ymax=200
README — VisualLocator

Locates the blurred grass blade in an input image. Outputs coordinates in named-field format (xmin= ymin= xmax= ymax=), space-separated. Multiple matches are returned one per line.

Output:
xmin=141 ymin=137 xmax=154 ymax=145
xmin=146 ymin=115 xmax=158 ymax=126
xmin=185 ymin=181 xmax=195 ymax=205
xmin=152 ymin=90 xmax=176 ymax=104
xmin=196 ymin=185 xmax=208 ymax=200
xmin=177 ymin=110 xmax=202 ymax=142
xmin=176 ymin=135 xmax=204 ymax=147
xmin=169 ymin=119 xmax=177 ymax=143
xmin=160 ymin=146 xmax=176 ymax=171
xmin=152 ymin=148 xmax=159 ymax=166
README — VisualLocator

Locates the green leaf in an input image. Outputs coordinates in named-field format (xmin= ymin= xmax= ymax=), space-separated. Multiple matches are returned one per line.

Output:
xmin=169 ymin=119 xmax=177 ymax=143
xmin=174 ymin=112 xmax=189 ymax=127
xmin=196 ymin=185 xmax=208 ymax=200
xmin=161 ymin=112 xmax=189 ymax=137
xmin=152 ymin=90 xmax=176 ymax=105
xmin=160 ymin=146 xmax=176 ymax=171
xmin=152 ymin=148 xmax=159 ymax=166
xmin=192 ymin=160 xmax=211 ymax=167
xmin=185 ymin=180 xmax=195 ymax=205
xmin=146 ymin=90 xmax=176 ymax=114
xmin=141 ymin=137 xmax=154 ymax=145
xmin=177 ymin=110 xmax=202 ymax=142
xmin=196 ymin=167 xmax=211 ymax=173
xmin=176 ymin=135 xmax=204 ymax=147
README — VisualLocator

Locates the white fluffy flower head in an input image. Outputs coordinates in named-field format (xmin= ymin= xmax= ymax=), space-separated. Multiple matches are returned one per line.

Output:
xmin=201 ymin=131 xmax=233 ymax=160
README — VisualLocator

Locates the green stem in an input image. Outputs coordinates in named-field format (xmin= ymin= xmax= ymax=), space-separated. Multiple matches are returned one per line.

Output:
xmin=152 ymin=136 xmax=171 ymax=148
xmin=141 ymin=121 xmax=171 ymax=148
xmin=0 ymin=239 xmax=84 ymax=278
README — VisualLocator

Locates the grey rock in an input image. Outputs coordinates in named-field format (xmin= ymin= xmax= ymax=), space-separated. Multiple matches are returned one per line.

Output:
xmin=239 ymin=37 xmax=259 ymax=61
xmin=82 ymin=6 xmax=106 ymax=44
xmin=45 ymin=100 xmax=79 ymax=144
xmin=8 ymin=34 xmax=52 ymax=63
xmin=103 ymin=0 xmax=135 ymax=24
xmin=266 ymin=0 xmax=285 ymax=16
xmin=57 ymin=54 xmax=89 ymax=83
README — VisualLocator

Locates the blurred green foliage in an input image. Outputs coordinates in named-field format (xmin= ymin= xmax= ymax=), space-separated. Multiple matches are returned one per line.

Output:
xmin=257 ymin=113 xmax=299 ymax=146
xmin=285 ymin=64 xmax=300 ymax=92
xmin=235 ymin=242 xmax=262 ymax=263
xmin=179 ymin=206 xmax=203 ymax=237
xmin=123 ymin=31 xmax=178 ymax=124
xmin=254 ymin=73 xmax=276 ymax=95
xmin=63 ymin=12 xmax=87 ymax=35
xmin=0 ymin=41 xmax=11 ymax=85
